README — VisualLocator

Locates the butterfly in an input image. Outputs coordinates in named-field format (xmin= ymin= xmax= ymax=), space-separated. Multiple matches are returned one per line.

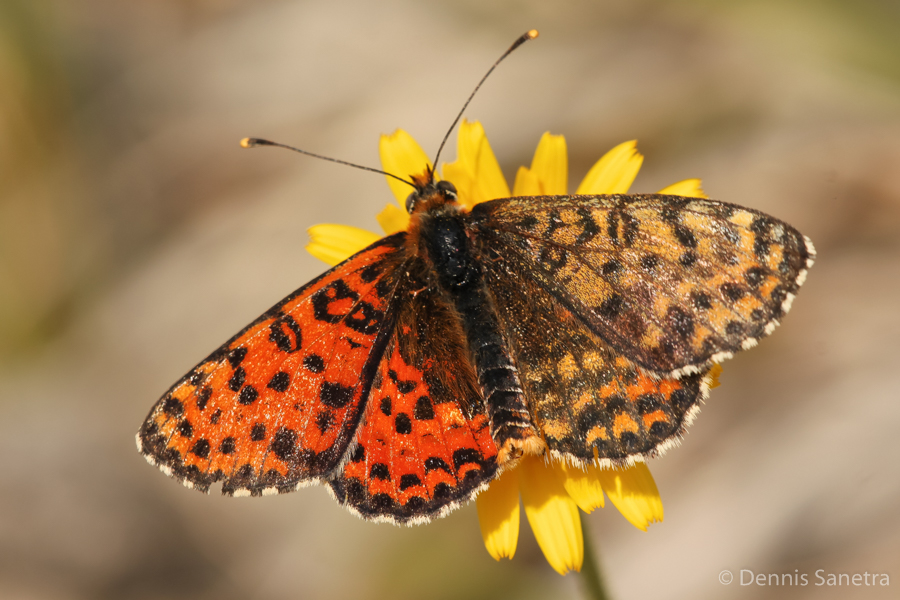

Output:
xmin=137 ymin=33 xmax=815 ymax=525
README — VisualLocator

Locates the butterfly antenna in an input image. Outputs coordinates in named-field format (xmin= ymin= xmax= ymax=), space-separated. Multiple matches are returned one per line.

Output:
xmin=431 ymin=29 xmax=539 ymax=170
xmin=240 ymin=137 xmax=417 ymax=189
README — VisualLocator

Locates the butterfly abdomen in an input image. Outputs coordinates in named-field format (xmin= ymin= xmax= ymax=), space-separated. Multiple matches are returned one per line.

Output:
xmin=415 ymin=207 xmax=544 ymax=463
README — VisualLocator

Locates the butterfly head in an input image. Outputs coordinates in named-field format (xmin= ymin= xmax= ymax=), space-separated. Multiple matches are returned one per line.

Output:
xmin=405 ymin=168 xmax=459 ymax=214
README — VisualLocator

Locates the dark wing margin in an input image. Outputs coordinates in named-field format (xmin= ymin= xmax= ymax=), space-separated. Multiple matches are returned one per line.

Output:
xmin=471 ymin=194 xmax=815 ymax=376
xmin=137 ymin=233 xmax=409 ymax=496
xmin=328 ymin=265 xmax=500 ymax=524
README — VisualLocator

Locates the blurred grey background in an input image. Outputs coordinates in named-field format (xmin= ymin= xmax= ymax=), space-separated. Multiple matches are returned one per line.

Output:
xmin=1 ymin=1 xmax=898 ymax=599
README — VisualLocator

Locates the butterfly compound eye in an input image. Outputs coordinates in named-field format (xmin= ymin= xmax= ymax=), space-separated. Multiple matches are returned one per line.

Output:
xmin=405 ymin=191 xmax=418 ymax=213
xmin=436 ymin=180 xmax=458 ymax=200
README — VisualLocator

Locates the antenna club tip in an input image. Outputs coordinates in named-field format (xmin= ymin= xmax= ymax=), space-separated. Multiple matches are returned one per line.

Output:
xmin=526 ymin=29 xmax=539 ymax=39
xmin=240 ymin=137 xmax=254 ymax=148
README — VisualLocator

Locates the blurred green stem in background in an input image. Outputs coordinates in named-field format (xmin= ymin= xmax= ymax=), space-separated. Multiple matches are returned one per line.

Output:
xmin=579 ymin=515 xmax=609 ymax=600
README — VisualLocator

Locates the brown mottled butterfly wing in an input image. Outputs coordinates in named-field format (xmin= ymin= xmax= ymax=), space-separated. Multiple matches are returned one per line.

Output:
xmin=481 ymin=252 xmax=710 ymax=464
xmin=474 ymin=194 xmax=815 ymax=375
xmin=472 ymin=193 xmax=814 ymax=463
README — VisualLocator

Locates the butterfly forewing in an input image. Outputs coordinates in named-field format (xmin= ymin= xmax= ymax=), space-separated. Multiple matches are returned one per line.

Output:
xmin=138 ymin=234 xmax=408 ymax=496
xmin=329 ymin=274 xmax=499 ymax=524
xmin=471 ymin=194 xmax=815 ymax=375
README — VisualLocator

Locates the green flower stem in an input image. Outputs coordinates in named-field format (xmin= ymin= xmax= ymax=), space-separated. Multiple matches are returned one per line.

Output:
xmin=579 ymin=515 xmax=610 ymax=600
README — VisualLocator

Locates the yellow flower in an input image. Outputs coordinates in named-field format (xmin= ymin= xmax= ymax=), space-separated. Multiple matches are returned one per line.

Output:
xmin=306 ymin=120 xmax=711 ymax=575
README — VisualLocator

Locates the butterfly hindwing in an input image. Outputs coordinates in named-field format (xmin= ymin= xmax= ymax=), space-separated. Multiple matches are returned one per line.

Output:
xmin=472 ymin=194 xmax=815 ymax=375
xmin=329 ymin=269 xmax=499 ymax=524
xmin=481 ymin=248 xmax=710 ymax=465
xmin=137 ymin=234 xmax=408 ymax=496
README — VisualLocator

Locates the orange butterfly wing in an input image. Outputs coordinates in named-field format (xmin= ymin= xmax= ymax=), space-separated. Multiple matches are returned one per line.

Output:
xmin=137 ymin=234 xmax=409 ymax=496
xmin=328 ymin=275 xmax=499 ymax=524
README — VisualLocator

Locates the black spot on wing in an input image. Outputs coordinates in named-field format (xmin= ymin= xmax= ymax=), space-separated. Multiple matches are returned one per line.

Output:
xmin=359 ymin=262 xmax=382 ymax=283
xmin=320 ymin=381 xmax=354 ymax=409
xmin=668 ymin=306 xmax=694 ymax=340
xmin=679 ymin=251 xmax=697 ymax=268
xmin=304 ymin=354 xmax=325 ymax=373
xmin=395 ymin=413 xmax=412 ymax=434
xmin=162 ymin=397 xmax=184 ymax=417
xmin=370 ymin=463 xmax=390 ymax=481
xmin=316 ymin=410 xmax=336 ymax=434
xmin=720 ymin=283 xmax=746 ymax=302
xmin=425 ymin=457 xmax=451 ymax=473
xmin=269 ymin=315 xmax=303 ymax=353
xmin=267 ymin=372 xmax=290 ymax=392
xmin=601 ymin=259 xmax=622 ymax=276
xmin=228 ymin=367 xmax=246 ymax=392
xmin=399 ymin=474 xmax=421 ymax=491
xmin=673 ymin=224 xmax=697 ymax=248
xmin=270 ymin=427 xmax=297 ymax=461
xmin=178 ymin=420 xmax=193 ymax=438
xmin=414 ymin=396 xmax=434 ymax=420
xmin=238 ymin=385 xmax=258 ymax=405
xmin=250 ymin=423 xmax=266 ymax=441
xmin=745 ymin=266 xmax=766 ymax=287
xmin=345 ymin=301 xmax=384 ymax=335
xmin=641 ymin=254 xmax=659 ymax=270
xmin=691 ymin=291 xmax=712 ymax=310
xmin=196 ymin=387 xmax=212 ymax=411
xmin=311 ymin=280 xmax=360 ymax=324
xmin=190 ymin=439 xmax=210 ymax=459
xmin=227 ymin=347 xmax=248 ymax=368
xmin=452 ymin=448 xmax=483 ymax=470
xmin=599 ymin=294 xmax=624 ymax=318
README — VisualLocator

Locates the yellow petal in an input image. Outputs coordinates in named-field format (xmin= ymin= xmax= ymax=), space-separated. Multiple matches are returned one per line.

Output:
xmin=512 ymin=166 xmax=541 ymax=196
xmin=305 ymin=224 xmax=380 ymax=266
xmin=575 ymin=140 xmax=643 ymax=195
xmin=476 ymin=469 xmax=520 ymax=560
xmin=441 ymin=120 xmax=510 ymax=209
xmin=657 ymin=178 xmax=708 ymax=199
xmin=375 ymin=203 xmax=410 ymax=235
xmin=559 ymin=462 xmax=605 ymax=513
xmin=595 ymin=463 xmax=663 ymax=531
xmin=520 ymin=457 xmax=583 ymax=574
xmin=379 ymin=129 xmax=431 ymax=206
xmin=529 ymin=132 xmax=568 ymax=195
xmin=708 ymin=363 xmax=723 ymax=389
